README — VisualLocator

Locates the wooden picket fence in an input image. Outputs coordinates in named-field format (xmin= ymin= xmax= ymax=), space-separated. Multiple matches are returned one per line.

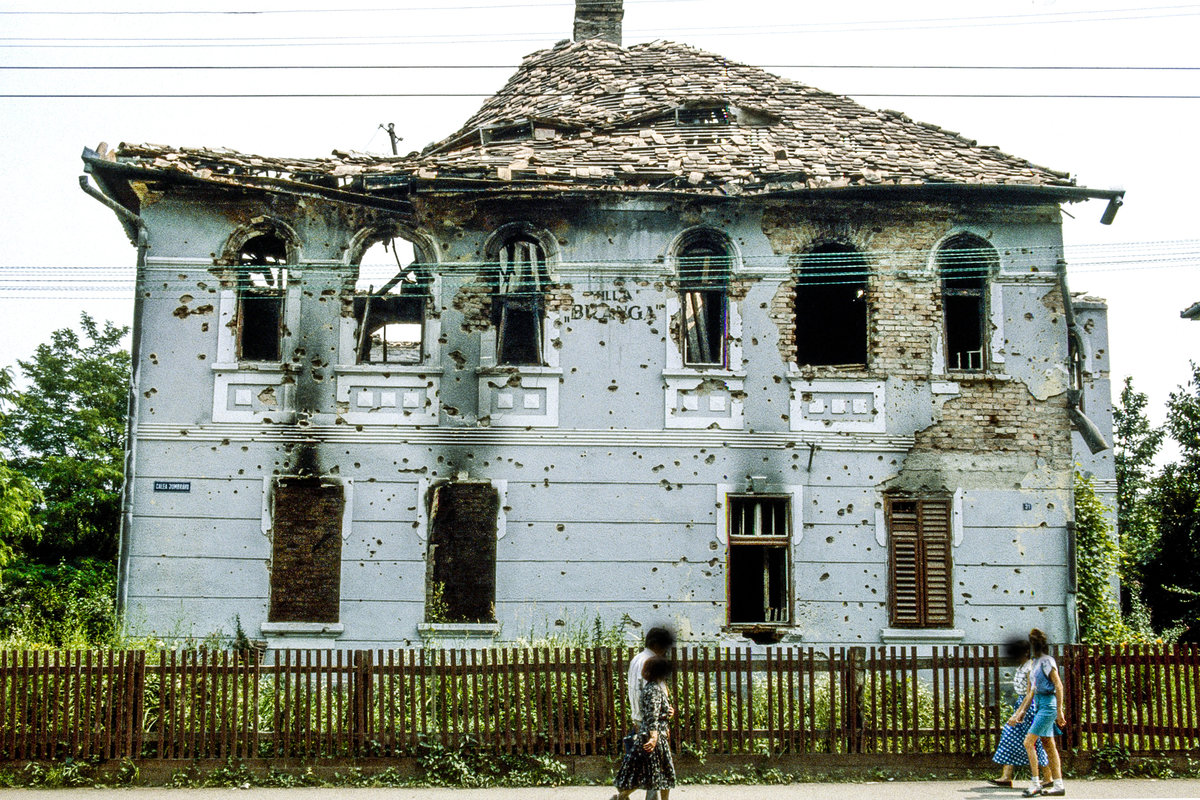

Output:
xmin=0 ymin=644 xmax=1196 ymax=762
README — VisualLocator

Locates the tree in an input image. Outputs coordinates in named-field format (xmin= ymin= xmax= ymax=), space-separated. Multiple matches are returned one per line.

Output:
xmin=1112 ymin=376 xmax=1164 ymax=621
xmin=0 ymin=315 xmax=129 ymax=563
xmin=1142 ymin=363 xmax=1200 ymax=641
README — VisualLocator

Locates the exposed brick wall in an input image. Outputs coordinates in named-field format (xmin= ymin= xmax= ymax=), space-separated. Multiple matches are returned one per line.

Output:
xmin=429 ymin=482 xmax=499 ymax=623
xmin=268 ymin=477 xmax=344 ymax=623
xmin=913 ymin=380 xmax=1073 ymax=468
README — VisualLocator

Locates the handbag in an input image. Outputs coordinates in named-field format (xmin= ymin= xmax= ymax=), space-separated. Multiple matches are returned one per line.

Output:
xmin=622 ymin=728 xmax=644 ymax=758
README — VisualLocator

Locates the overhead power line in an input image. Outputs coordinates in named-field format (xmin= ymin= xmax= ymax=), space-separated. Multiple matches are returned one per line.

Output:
xmin=6 ymin=92 xmax=1200 ymax=100
xmin=3 ymin=64 xmax=1199 ymax=71
xmin=4 ymin=5 xmax=1200 ymax=48
xmin=0 ymin=0 xmax=696 ymax=14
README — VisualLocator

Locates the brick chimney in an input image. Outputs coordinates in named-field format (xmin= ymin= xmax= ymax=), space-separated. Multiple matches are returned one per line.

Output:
xmin=573 ymin=0 xmax=623 ymax=46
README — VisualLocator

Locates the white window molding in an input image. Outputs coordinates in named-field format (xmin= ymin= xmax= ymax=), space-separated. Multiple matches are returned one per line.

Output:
xmin=875 ymin=505 xmax=886 ymax=547
xmin=212 ymin=366 xmax=295 ymax=424
xmin=663 ymin=293 xmax=744 ymax=372
xmin=716 ymin=483 xmax=803 ymax=543
xmin=664 ymin=372 xmax=745 ymax=430
xmin=789 ymin=378 xmax=885 ymax=433
xmin=952 ymin=487 xmax=965 ymax=548
xmin=337 ymin=276 xmax=443 ymax=368
xmin=478 ymin=368 xmax=561 ymax=427
xmin=418 ymin=479 xmax=508 ymax=541
xmin=334 ymin=369 xmax=442 ymax=426
xmin=989 ymin=281 xmax=1007 ymax=366
xmin=416 ymin=622 xmax=500 ymax=647
xmin=879 ymin=627 xmax=965 ymax=643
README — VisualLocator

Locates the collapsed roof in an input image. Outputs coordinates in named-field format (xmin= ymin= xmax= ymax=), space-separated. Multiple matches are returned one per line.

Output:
xmin=85 ymin=38 xmax=1114 ymax=206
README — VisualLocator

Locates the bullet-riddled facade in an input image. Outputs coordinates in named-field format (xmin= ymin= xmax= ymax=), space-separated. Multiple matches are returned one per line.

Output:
xmin=83 ymin=28 xmax=1119 ymax=650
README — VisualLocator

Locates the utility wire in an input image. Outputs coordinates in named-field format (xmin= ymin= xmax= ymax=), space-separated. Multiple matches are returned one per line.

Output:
xmin=7 ymin=92 xmax=1200 ymax=99
xmin=5 ymin=6 xmax=1200 ymax=48
xmin=0 ymin=0 xmax=695 ymax=14
xmin=4 ymin=64 xmax=1199 ymax=70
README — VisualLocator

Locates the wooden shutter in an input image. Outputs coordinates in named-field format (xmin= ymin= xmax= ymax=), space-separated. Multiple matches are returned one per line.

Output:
xmin=888 ymin=500 xmax=922 ymax=626
xmin=887 ymin=497 xmax=954 ymax=628
xmin=919 ymin=499 xmax=954 ymax=626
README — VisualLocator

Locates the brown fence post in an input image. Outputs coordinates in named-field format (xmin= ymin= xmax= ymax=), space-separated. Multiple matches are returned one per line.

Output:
xmin=847 ymin=646 xmax=865 ymax=753
xmin=352 ymin=650 xmax=372 ymax=756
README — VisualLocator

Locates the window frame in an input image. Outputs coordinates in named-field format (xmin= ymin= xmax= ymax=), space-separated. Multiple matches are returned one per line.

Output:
xmin=937 ymin=235 xmax=997 ymax=374
xmin=677 ymin=232 xmax=732 ymax=369
xmin=491 ymin=234 xmax=550 ymax=367
xmin=234 ymin=235 xmax=289 ymax=363
xmin=725 ymin=493 xmax=793 ymax=627
xmin=886 ymin=495 xmax=954 ymax=629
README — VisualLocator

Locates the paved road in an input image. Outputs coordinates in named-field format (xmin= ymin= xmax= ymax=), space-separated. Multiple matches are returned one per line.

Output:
xmin=1 ymin=781 xmax=1198 ymax=799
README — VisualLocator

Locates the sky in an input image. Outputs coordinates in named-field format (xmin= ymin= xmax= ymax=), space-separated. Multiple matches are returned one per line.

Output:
xmin=0 ymin=0 xmax=1197 ymax=457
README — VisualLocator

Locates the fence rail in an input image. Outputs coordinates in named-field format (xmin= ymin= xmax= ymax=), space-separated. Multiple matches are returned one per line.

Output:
xmin=0 ymin=644 xmax=1195 ymax=762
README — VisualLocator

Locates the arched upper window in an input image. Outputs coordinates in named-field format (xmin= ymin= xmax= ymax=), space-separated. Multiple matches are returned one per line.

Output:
xmin=491 ymin=234 xmax=549 ymax=366
xmin=937 ymin=235 xmax=997 ymax=373
xmin=354 ymin=235 xmax=429 ymax=365
xmin=677 ymin=231 xmax=732 ymax=368
xmin=794 ymin=243 xmax=868 ymax=367
xmin=235 ymin=232 xmax=288 ymax=362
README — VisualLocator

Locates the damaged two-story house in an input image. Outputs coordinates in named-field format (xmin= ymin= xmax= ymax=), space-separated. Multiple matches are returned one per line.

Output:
xmin=82 ymin=0 xmax=1120 ymax=649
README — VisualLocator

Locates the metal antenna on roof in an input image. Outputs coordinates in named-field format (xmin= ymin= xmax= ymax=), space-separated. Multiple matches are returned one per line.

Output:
xmin=378 ymin=123 xmax=402 ymax=155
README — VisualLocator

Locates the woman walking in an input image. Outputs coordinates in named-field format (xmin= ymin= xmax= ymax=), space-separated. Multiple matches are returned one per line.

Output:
xmin=1010 ymin=629 xmax=1066 ymax=797
xmin=988 ymin=638 xmax=1051 ymax=787
xmin=615 ymin=655 xmax=677 ymax=800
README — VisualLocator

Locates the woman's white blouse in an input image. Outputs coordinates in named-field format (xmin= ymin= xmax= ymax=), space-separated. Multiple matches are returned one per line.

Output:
xmin=1012 ymin=660 xmax=1033 ymax=697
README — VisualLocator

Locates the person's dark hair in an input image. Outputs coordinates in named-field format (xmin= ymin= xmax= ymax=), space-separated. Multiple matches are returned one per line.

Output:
xmin=1003 ymin=636 xmax=1031 ymax=664
xmin=644 ymin=626 xmax=676 ymax=652
xmin=642 ymin=655 xmax=674 ymax=683
xmin=1029 ymin=628 xmax=1049 ymax=657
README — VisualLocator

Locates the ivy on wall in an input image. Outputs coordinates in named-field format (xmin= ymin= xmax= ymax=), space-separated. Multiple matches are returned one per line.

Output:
xmin=1075 ymin=471 xmax=1142 ymax=643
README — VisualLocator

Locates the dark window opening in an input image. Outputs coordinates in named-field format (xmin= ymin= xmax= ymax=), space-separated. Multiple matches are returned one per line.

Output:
xmin=427 ymin=482 xmax=499 ymax=624
xmin=236 ymin=233 xmax=287 ymax=362
xmin=727 ymin=496 xmax=791 ymax=625
xmin=679 ymin=236 xmax=731 ymax=367
xmin=938 ymin=236 xmax=995 ymax=372
xmin=887 ymin=496 xmax=953 ymax=628
xmin=492 ymin=236 xmax=548 ymax=366
xmin=794 ymin=243 xmax=868 ymax=367
xmin=268 ymin=477 xmax=344 ymax=624
xmin=676 ymin=105 xmax=732 ymax=126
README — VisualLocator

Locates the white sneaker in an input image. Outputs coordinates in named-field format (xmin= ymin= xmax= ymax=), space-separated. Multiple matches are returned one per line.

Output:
xmin=1042 ymin=781 xmax=1065 ymax=796
xmin=1022 ymin=781 xmax=1043 ymax=797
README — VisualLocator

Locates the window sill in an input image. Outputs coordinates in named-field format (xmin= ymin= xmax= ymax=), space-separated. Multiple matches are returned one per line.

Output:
xmin=663 ymin=368 xmax=746 ymax=379
xmin=417 ymin=622 xmax=500 ymax=645
xmin=938 ymin=372 xmax=1011 ymax=382
xmin=879 ymin=627 xmax=965 ymax=643
xmin=260 ymin=621 xmax=344 ymax=637
xmin=335 ymin=364 xmax=443 ymax=376
xmin=212 ymin=362 xmax=287 ymax=373
xmin=478 ymin=365 xmax=563 ymax=377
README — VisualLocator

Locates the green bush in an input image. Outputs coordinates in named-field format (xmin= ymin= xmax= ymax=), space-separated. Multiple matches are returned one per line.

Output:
xmin=0 ymin=558 xmax=116 ymax=647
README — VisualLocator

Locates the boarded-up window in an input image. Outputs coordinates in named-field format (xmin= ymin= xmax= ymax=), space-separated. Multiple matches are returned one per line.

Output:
xmin=794 ymin=243 xmax=868 ymax=367
xmin=727 ymin=495 xmax=791 ymax=624
xmin=887 ymin=497 xmax=953 ymax=628
xmin=679 ymin=236 xmax=731 ymax=367
xmin=428 ymin=482 xmax=499 ymax=623
xmin=236 ymin=233 xmax=287 ymax=362
xmin=493 ymin=237 xmax=548 ymax=366
xmin=268 ymin=477 xmax=344 ymax=623
xmin=938 ymin=235 xmax=995 ymax=373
